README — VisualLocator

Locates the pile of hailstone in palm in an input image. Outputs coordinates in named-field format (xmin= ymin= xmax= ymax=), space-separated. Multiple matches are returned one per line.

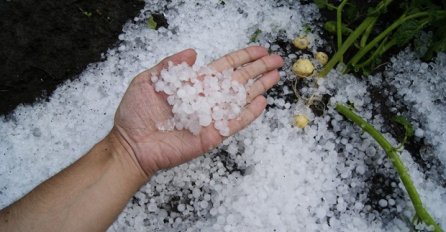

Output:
xmin=152 ymin=61 xmax=249 ymax=136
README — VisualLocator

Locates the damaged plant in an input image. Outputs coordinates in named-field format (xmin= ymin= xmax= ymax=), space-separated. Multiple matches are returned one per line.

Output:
xmin=315 ymin=0 xmax=446 ymax=76
xmin=335 ymin=103 xmax=443 ymax=232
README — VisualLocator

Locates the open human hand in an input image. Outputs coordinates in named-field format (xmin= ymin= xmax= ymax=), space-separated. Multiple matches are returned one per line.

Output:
xmin=112 ymin=46 xmax=283 ymax=177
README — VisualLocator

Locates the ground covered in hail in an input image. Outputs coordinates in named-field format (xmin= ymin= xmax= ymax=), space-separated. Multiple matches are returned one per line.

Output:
xmin=1 ymin=0 xmax=446 ymax=231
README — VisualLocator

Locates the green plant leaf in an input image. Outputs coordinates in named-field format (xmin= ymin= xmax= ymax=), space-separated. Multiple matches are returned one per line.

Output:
xmin=368 ymin=0 xmax=392 ymax=16
xmin=323 ymin=21 xmax=353 ymax=35
xmin=344 ymin=3 xmax=360 ymax=22
xmin=314 ymin=0 xmax=328 ymax=9
xmin=249 ymin=28 xmax=262 ymax=43
xmin=147 ymin=15 xmax=157 ymax=30
xmin=423 ymin=17 xmax=446 ymax=60
xmin=303 ymin=24 xmax=312 ymax=34
xmin=430 ymin=33 xmax=446 ymax=53
xmin=392 ymin=115 xmax=414 ymax=140
xmin=323 ymin=21 xmax=336 ymax=33
xmin=394 ymin=20 xmax=422 ymax=46
xmin=83 ymin=11 xmax=92 ymax=17
xmin=414 ymin=31 xmax=433 ymax=58
xmin=313 ymin=0 xmax=337 ymax=10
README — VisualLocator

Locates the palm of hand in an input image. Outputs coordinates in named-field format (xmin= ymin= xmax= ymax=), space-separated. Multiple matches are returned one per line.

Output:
xmin=113 ymin=47 xmax=283 ymax=176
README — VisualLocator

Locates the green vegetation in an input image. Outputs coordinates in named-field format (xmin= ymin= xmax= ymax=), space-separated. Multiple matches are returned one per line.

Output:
xmin=287 ymin=1 xmax=445 ymax=230
xmin=391 ymin=115 xmax=414 ymax=149
xmin=78 ymin=7 xmax=93 ymax=17
xmin=147 ymin=15 xmax=157 ymax=30
xmin=315 ymin=0 xmax=446 ymax=76
xmin=249 ymin=28 xmax=262 ymax=43
xmin=335 ymin=103 xmax=443 ymax=232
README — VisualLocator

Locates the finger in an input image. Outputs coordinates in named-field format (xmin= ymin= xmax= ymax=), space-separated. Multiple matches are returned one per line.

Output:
xmin=198 ymin=125 xmax=225 ymax=154
xmin=209 ymin=46 xmax=268 ymax=72
xmin=228 ymin=95 xmax=267 ymax=136
xmin=246 ymin=69 xmax=280 ymax=103
xmin=197 ymin=96 xmax=267 ymax=151
xmin=147 ymin=48 xmax=198 ymax=75
xmin=232 ymin=54 xmax=283 ymax=84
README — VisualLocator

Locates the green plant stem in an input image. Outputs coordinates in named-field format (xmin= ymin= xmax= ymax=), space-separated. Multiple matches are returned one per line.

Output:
xmin=354 ymin=16 xmax=431 ymax=69
xmin=335 ymin=103 xmax=443 ymax=232
xmin=326 ymin=3 xmax=337 ymax=11
xmin=380 ymin=36 xmax=397 ymax=54
xmin=349 ymin=11 xmax=446 ymax=67
xmin=319 ymin=16 xmax=377 ymax=77
xmin=360 ymin=17 xmax=377 ymax=48
xmin=337 ymin=0 xmax=349 ymax=63
xmin=355 ymin=37 xmax=395 ymax=69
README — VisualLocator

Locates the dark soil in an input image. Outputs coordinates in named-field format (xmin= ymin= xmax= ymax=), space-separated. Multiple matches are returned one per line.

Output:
xmin=0 ymin=0 xmax=145 ymax=116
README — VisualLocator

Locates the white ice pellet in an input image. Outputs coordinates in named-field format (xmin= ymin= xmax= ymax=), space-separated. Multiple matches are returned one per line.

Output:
xmin=200 ymin=201 xmax=209 ymax=209
xmin=388 ymin=198 xmax=396 ymax=206
xmin=153 ymin=62 xmax=248 ymax=136
xmin=199 ymin=113 xmax=212 ymax=127
xmin=151 ymin=75 xmax=158 ymax=82
xmin=355 ymin=165 xmax=366 ymax=175
xmin=177 ymin=204 xmax=186 ymax=212
xmin=415 ymin=128 xmax=424 ymax=137
xmin=378 ymin=199 xmax=388 ymax=208
xmin=148 ymin=203 xmax=158 ymax=212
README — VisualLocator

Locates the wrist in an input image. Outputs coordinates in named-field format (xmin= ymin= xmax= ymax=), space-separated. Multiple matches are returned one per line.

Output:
xmin=0 ymin=129 xmax=152 ymax=232
xmin=106 ymin=128 xmax=151 ymax=183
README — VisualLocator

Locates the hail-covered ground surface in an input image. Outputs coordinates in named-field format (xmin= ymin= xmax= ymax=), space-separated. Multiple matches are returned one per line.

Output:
xmin=1 ymin=0 xmax=445 ymax=231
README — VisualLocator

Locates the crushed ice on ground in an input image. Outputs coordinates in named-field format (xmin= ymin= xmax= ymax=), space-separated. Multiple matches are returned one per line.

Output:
xmin=1 ymin=0 xmax=445 ymax=231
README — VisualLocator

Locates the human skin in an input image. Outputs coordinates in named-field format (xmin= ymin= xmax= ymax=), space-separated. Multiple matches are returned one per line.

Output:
xmin=0 ymin=46 xmax=283 ymax=231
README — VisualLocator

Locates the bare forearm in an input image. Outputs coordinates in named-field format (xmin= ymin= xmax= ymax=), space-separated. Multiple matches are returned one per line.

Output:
xmin=0 ymin=129 xmax=148 ymax=232
xmin=0 ymin=46 xmax=280 ymax=231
